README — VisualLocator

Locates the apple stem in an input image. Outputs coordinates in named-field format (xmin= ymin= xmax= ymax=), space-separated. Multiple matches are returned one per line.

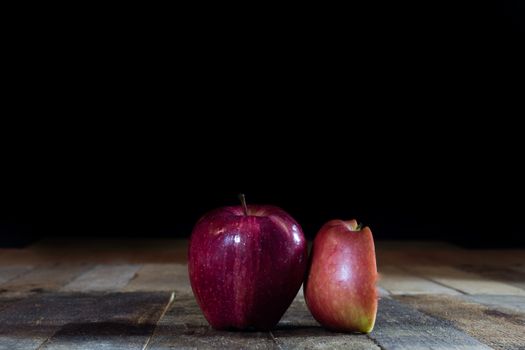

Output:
xmin=356 ymin=223 xmax=363 ymax=230
xmin=239 ymin=193 xmax=249 ymax=216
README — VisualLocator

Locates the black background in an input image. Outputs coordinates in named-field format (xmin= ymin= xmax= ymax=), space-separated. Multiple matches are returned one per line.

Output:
xmin=1 ymin=1 xmax=524 ymax=247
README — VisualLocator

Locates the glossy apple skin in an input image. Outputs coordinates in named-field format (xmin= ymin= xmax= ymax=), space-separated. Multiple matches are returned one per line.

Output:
xmin=188 ymin=205 xmax=307 ymax=330
xmin=304 ymin=219 xmax=377 ymax=333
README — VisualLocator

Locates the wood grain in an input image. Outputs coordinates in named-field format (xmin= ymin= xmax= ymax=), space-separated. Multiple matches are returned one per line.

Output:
xmin=146 ymin=294 xmax=275 ymax=349
xmin=0 ymin=265 xmax=33 ymax=285
xmin=0 ymin=292 xmax=171 ymax=350
xmin=378 ymin=266 xmax=460 ymax=295
xmin=370 ymin=297 xmax=491 ymax=349
xmin=1 ymin=240 xmax=525 ymax=349
xmin=406 ymin=265 xmax=525 ymax=295
xmin=276 ymin=296 xmax=319 ymax=328
xmin=1 ymin=264 xmax=93 ymax=294
xmin=273 ymin=328 xmax=380 ymax=350
xmin=123 ymin=263 xmax=191 ymax=293
xmin=0 ymin=295 xmax=25 ymax=313
xmin=62 ymin=264 xmax=141 ymax=292
xmin=40 ymin=292 xmax=171 ymax=350
xmin=462 ymin=294 xmax=525 ymax=314
xmin=458 ymin=264 xmax=525 ymax=291
xmin=396 ymin=294 xmax=525 ymax=350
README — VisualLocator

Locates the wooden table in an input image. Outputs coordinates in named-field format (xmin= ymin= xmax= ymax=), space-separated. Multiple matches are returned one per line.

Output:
xmin=0 ymin=239 xmax=524 ymax=349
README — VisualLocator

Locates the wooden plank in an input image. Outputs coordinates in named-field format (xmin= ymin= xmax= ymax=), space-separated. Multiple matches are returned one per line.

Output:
xmin=1 ymin=263 xmax=93 ymax=294
xmin=462 ymin=294 xmax=525 ymax=314
xmin=273 ymin=327 xmax=380 ymax=350
xmin=147 ymin=294 xmax=276 ymax=349
xmin=378 ymin=266 xmax=460 ymax=295
xmin=0 ymin=299 xmax=12 ymax=312
xmin=377 ymin=286 xmax=390 ymax=297
xmin=62 ymin=264 xmax=141 ymax=292
xmin=147 ymin=293 xmax=379 ymax=349
xmin=40 ymin=292 xmax=171 ymax=350
xmin=396 ymin=294 xmax=525 ymax=350
xmin=406 ymin=265 xmax=525 ymax=295
xmin=511 ymin=264 xmax=525 ymax=273
xmin=149 ymin=326 xmax=275 ymax=350
xmin=419 ymin=249 xmax=525 ymax=267
xmin=272 ymin=297 xmax=379 ymax=349
xmin=0 ymin=295 xmax=25 ymax=313
xmin=369 ymin=297 xmax=491 ymax=350
xmin=0 ymin=265 xmax=33 ymax=285
xmin=123 ymin=263 xmax=191 ymax=293
xmin=0 ymin=292 xmax=171 ymax=350
xmin=276 ymin=296 xmax=319 ymax=328
xmin=457 ymin=265 xmax=525 ymax=291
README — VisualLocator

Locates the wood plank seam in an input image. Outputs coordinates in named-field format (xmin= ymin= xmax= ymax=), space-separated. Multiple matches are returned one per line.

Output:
xmin=366 ymin=333 xmax=386 ymax=350
xmin=35 ymin=328 xmax=53 ymax=350
xmin=1 ymin=263 xmax=96 ymax=296
xmin=378 ymin=266 xmax=461 ymax=295
xmin=0 ymin=265 xmax=35 ymax=286
xmin=393 ymin=294 xmax=525 ymax=349
xmin=50 ymin=263 xmax=97 ymax=292
xmin=142 ymin=291 xmax=175 ymax=350
xmin=1 ymin=291 xmax=174 ymax=350
xmin=370 ymin=296 xmax=492 ymax=349
xmin=61 ymin=264 xmax=141 ymax=292
xmin=462 ymin=295 xmax=525 ymax=314
xmin=269 ymin=331 xmax=284 ymax=350
xmin=398 ymin=266 xmax=468 ymax=295
xmin=405 ymin=265 xmax=525 ymax=295
xmin=457 ymin=264 xmax=525 ymax=292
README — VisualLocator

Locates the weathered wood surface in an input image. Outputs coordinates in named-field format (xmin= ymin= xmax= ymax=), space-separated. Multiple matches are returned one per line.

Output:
xmin=124 ymin=263 xmax=191 ymax=293
xmin=406 ymin=265 xmax=525 ymax=295
xmin=378 ymin=266 xmax=460 ymax=295
xmin=62 ymin=264 xmax=141 ymax=292
xmin=0 ymin=265 xmax=33 ymax=285
xmin=462 ymin=294 xmax=525 ymax=314
xmin=1 ymin=263 xmax=93 ymax=294
xmin=146 ymin=294 xmax=275 ymax=349
xmin=146 ymin=294 xmax=381 ymax=350
xmin=1 ymin=240 xmax=525 ymax=349
xmin=371 ymin=297 xmax=492 ymax=350
xmin=0 ymin=295 xmax=24 ymax=313
xmin=0 ymin=292 xmax=171 ymax=350
xmin=458 ymin=264 xmax=525 ymax=291
xmin=396 ymin=294 xmax=525 ymax=350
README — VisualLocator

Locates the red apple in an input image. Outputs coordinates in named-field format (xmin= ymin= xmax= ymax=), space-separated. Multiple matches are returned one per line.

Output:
xmin=304 ymin=219 xmax=377 ymax=333
xmin=188 ymin=197 xmax=307 ymax=330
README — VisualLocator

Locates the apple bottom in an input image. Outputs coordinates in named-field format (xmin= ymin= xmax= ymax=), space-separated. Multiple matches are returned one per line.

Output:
xmin=306 ymin=289 xmax=377 ymax=333
xmin=192 ymin=263 xmax=302 ymax=331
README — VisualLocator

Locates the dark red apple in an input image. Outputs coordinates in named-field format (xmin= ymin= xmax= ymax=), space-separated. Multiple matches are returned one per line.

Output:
xmin=188 ymin=197 xmax=307 ymax=330
xmin=304 ymin=219 xmax=377 ymax=333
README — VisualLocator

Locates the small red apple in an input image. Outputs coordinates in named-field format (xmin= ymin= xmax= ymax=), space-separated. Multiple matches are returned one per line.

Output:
xmin=304 ymin=219 xmax=377 ymax=333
